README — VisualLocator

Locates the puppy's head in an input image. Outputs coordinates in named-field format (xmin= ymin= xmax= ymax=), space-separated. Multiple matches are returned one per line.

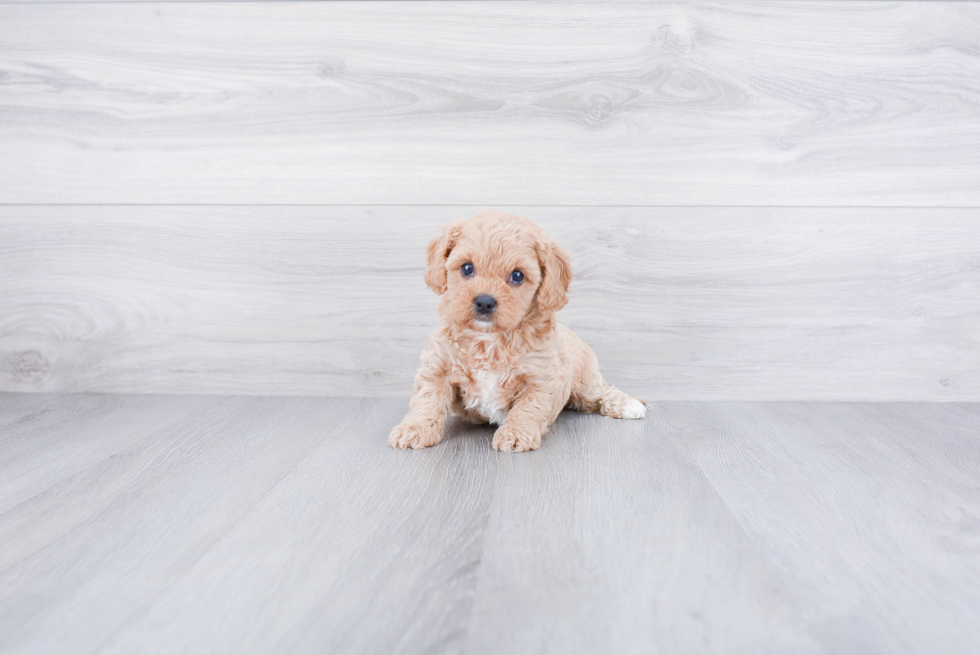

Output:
xmin=424 ymin=211 xmax=572 ymax=332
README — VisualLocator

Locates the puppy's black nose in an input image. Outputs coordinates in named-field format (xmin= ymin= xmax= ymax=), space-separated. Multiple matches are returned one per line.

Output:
xmin=473 ymin=294 xmax=497 ymax=315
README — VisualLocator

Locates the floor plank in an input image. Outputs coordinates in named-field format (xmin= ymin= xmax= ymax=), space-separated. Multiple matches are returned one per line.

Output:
xmin=0 ymin=396 xmax=350 ymax=653
xmin=464 ymin=408 xmax=822 ymax=655
xmin=664 ymin=401 xmax=980 ymax=653
xmin=98 ymin=410 xmax=497 ymax=655
xmin=0 ymin=394 xmax=217 ymax=517
xmin=2 ymin=395 xmax=979 ymax=654
xmin=1 ymin=1 xmax=978 ymax=204
xmin=2 ymin=205 xmax=978 ymax=401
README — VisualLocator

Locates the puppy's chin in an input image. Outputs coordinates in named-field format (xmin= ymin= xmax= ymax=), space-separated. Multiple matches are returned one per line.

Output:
xmin=472 ymin=316 xmax=494 ymax=331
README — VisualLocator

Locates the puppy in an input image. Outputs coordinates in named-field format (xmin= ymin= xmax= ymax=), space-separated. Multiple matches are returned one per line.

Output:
xmin=389 ymin=210 xmax=646 ymax=452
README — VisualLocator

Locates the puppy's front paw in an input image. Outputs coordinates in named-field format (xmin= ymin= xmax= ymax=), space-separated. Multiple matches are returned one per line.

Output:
xmin=492 ymin=424 xmax=541 ymax=453
xmin=389 ymin=421 xmax=442 ymax=450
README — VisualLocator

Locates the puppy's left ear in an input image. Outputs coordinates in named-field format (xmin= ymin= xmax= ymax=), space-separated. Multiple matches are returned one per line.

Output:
xmin=424 ymin=221 xmax=462 ymax=295
xmin=535 ymin=239 xmax=573 ymax=314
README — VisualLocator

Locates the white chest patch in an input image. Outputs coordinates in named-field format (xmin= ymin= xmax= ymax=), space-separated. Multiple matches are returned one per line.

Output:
xmin=465 ymin=369 xmax=509 ymax=426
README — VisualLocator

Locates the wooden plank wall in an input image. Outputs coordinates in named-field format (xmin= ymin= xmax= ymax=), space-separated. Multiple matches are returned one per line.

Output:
xmin=1 ymin=1 xmax=978 ymax=400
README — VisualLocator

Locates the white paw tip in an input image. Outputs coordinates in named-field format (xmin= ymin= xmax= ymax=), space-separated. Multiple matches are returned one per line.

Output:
xmin=620 ymin=398 xmax=646 ymax=420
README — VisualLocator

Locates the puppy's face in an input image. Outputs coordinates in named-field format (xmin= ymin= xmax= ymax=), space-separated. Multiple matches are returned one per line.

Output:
xmin=424 ymin=212 xmax=572 ymax=332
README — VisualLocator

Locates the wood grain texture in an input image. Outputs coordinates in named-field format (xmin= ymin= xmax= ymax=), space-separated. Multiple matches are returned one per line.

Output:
xmin=1 ymin=1 xmax=979 ymax=204
xmin=465 ymin=408 xmax=823 ymax=655
xmin=663 ymin=401 xmax=980 ymax=654
xmin=2 ymin=205 xmax=978 ymax=400
xmin=2 ymin=394 xmax=979 ymax=654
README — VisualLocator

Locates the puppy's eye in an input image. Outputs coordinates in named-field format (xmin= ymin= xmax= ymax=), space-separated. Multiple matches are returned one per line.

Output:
xmin=460 ymin=262 xmax=475 ymax=277
xmin=509 ymin=270 xmax=524 ymax=285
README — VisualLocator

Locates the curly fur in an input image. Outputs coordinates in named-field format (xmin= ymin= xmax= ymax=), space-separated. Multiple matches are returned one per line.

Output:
xmin=389 ymin=210 xmax=646 ymax=452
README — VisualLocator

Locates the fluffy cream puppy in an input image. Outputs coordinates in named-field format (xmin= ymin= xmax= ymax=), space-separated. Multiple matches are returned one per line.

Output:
xmin=389 ymin=210 xmax=645 ymax=452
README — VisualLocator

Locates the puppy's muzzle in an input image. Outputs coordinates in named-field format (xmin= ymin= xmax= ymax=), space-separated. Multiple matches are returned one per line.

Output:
xmin=473 ymin=294 xmax=497 ymax=316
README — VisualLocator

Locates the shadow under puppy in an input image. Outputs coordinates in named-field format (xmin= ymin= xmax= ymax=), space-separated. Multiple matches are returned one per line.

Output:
xmin=390 ymin=210 xmax=646 ymax=452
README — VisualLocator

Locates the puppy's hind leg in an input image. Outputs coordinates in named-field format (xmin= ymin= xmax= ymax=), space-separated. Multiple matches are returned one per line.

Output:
xmin=566 ymin=336 xmax=646 ymax=420
xmin=569 ymin=377 xmax=646 ymax=420
xmin=596 ymin=385 xmax=647 ymax=420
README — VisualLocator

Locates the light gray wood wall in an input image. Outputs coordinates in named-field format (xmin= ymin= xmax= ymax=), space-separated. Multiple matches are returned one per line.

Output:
xmin=1 ymin=1 xmax=978 ymax=400
xmin=2 ymin=206 xmax=977 ymax=400
xmin=1 ymin=1 xmax=979 ymax=205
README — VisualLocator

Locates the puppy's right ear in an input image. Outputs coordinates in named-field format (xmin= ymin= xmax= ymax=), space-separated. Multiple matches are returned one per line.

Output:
xmin=424 ymin=221 xmax=462 ymax=295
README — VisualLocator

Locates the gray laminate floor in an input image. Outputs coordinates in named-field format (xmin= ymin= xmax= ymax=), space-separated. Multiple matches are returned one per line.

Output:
xmin=1 ymin=395 xmax=978 ymax=655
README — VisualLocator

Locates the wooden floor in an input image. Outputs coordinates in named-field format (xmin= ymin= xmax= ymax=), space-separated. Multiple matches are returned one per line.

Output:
xmin=2 ymin=395 xmax=978 ymax=654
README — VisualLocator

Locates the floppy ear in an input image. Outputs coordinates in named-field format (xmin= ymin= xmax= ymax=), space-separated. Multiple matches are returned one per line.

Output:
xmin=534 ymin=239 xmax=573 ymax=314
xmin=423 ymin=222 xmax=462 ymax=295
